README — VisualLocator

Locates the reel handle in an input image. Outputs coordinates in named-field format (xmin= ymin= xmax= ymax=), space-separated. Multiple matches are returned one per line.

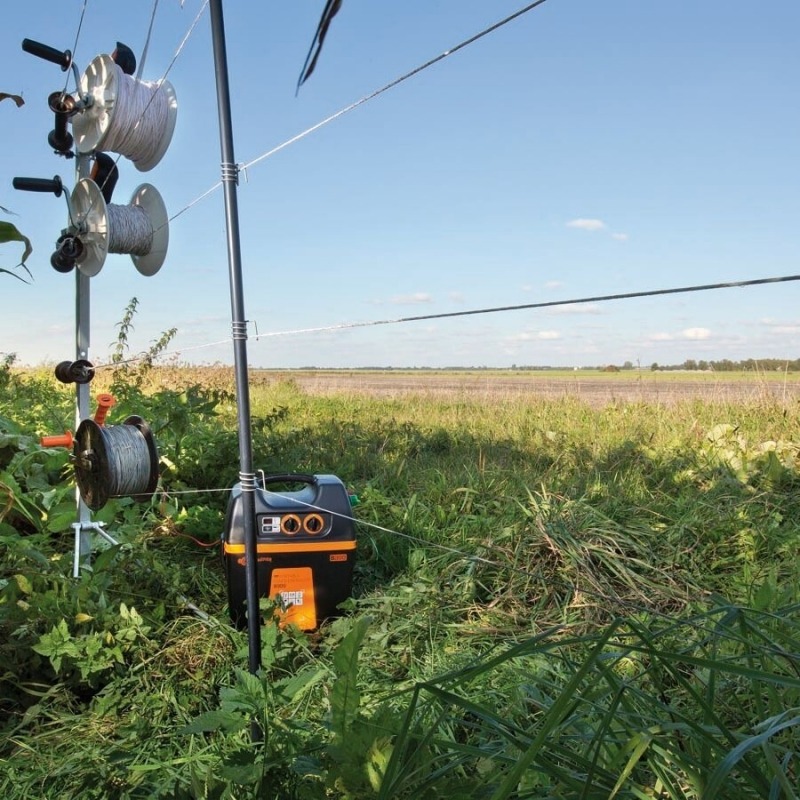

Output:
xmin=21 ymin=38 xmax=72 ymax=71
xmin=41 ymin=431 xmax=74 ymax=449
xmin=13 ymin=176 xmax=63 ymax=197
xmin=93 ymin=394 xmax=116 ymax=426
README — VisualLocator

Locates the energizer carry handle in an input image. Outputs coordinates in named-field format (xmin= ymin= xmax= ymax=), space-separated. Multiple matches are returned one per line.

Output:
xmin=21 ymin=38 xmax=72 ymax=71
xmin=261 ymin=473 xmax=318 ymax=487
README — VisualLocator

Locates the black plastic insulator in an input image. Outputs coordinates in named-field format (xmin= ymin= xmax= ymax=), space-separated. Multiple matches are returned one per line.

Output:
xmin=91 ymin=153 xmax=119 ymax=204
xmin=13 ymin=176 xmax=63 ymax=197
xmin=21 ymin=38 xmax=72 ymax=71
xmin=54 ymin=359 xmax=95 ymax=385
xmin=50 ymin=234 xmax=84 ymax=273
xmin=47 ymin=91 xmax=75 ymax=154
xmin=112 ymin=42 xmax=136 ymax=76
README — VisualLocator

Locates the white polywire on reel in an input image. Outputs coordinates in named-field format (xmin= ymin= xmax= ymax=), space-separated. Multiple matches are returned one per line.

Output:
xmin=72 ymin=54 xmax=178 ymax=172
xmin=71 ymin=178 xmax=169 ymax=277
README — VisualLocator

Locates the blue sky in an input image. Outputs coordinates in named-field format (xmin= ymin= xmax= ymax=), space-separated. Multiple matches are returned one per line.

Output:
xmin=1 ymin=0 xmax=798 ymax=368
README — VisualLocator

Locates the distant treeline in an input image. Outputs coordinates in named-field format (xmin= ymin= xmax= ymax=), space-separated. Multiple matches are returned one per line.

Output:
xmin=646 ymin=358 xmax=800 ymax=372
xmin=289 ymin=359 xmax=800 ymax=372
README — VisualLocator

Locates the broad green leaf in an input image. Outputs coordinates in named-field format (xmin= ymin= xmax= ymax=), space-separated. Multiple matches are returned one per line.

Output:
xmin=0 ymin=221 xmax=32 ymax=264
xmin=330 ymin=616 xmax=370 ymax=739
xmin=274 ymin=665 xmax=327 ymax=703
xmin=220 ymin=748 xmax=263 ymax=785
xmin=180 ymin=709 xmax=247 ymax=735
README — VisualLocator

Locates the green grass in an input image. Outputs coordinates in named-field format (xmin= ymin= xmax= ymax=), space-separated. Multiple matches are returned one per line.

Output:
xmin=1 ymin=364 xmax=799 ymax=797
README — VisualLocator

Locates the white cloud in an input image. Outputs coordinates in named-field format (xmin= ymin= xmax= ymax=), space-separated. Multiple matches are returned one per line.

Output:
xmin=566 ymin=218 xmax=606 ymax=232
xmin=544 ymin=280 xmax=563 ymax=289
xmin=648 ymin=332 xmax=674 ymax=341
xmin=682 ymin=327 xmax=711 ymax=340
xmin=389 ymin=292 xmax=433 ymax=305
xmin=521 ymin=284 xmax=533 ymax=292
xmin=548 ymin=303 xmax=602 ymax=316
xmin=611 ymin=232 xmax=629 ymax=241
xmin=760 ymin=318 xmax=800 ymax=334
xmin=448 ymin=291 xmax=465 ymax=303
xmin=507 ymin=330 xmax=562 ymax=343
xmin=45 ymin=323 xmax=73 ymax=335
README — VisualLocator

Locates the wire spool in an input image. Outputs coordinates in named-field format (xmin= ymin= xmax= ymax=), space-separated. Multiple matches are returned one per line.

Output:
xmin=72 ymin=54 xmax=177 ymax=172
xmin=73 ymin=415 xmax=159 ymax=511
xmin=70 ymin=178 xmax=169 ymax=277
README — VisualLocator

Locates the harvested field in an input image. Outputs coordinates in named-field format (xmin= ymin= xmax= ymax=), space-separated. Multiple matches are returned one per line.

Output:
xmin=255 ymin=369 xmax=800 ymax=406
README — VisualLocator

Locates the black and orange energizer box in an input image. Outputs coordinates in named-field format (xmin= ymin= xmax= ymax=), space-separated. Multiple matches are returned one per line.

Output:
xmin=222 ymin=473 xmax=356 ymax=630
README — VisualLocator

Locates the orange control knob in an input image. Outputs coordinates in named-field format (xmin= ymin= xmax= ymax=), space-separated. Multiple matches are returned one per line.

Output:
xmin=41 ymin=431 xmax=74 ymax=448
xmin=93 ymin=393 xmax=116 ymax=426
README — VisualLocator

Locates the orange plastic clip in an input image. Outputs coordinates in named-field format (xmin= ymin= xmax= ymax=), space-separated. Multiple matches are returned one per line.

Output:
xmin=93 ymin=393 xmax=116 ymax=426
xmin=41 ymin=431 xmax=74 ymax=448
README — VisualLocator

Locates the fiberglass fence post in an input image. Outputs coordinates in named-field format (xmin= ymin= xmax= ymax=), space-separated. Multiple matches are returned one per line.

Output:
xmin=208 ymin=0 xmax=262 ymax=686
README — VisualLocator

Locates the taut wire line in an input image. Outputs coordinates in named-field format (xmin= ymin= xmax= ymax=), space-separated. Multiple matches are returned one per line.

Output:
xmin=240 ymin=0 xmax=551 ymax=173
xmin=151 ymin=482 xmax=800 ymax=661
xmin=92 ymin=272 xmax=800 ymax=369
xmin=153 ymin=482 xmax=702 ymax=623
xmin=63 ymin=0 xmax=89 ymax=94
xmin=156 ymin=0 xmax=209 ymax=85
xmin=245 ymin=274 xmax=800 ymax=341
xmin=136 ymin=0 xmax=161 ymax=81
xmin=168 ymin=0 xmax=552 ymax=224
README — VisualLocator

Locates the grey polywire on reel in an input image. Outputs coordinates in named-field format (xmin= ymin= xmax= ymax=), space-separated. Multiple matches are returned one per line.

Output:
xmin=73 ymin=416 xmax=159 ymax=511
xmin=71 ymin=178 xmax=169 ymax=277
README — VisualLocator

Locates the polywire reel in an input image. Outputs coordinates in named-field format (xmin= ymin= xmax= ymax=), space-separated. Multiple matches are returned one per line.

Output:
xmin=71 ymin=178 xmax=169 ymax=276
xmin=73 ymin=415 xmax=159 ymax=511
xmin=72 ymin=54 xmax=178 ymax=172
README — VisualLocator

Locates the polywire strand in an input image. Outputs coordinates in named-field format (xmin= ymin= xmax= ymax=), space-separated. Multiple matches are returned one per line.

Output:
xmin=251 ymin=491 xmax=800 ymax=662
xmin=251 ymin=274 xmax=800 ymax=338
xmin=166 ymin=0 xmax=552 ymax=226
xmin=241 ymin=0 xmax=551 ymax=173
xmin=62 ymin=0 xmax=89 ymax=94
xmin=149 ymin=482 xmax=800 ymax=661
xmin=106 ymin=203 xmax=154 ymax=256
xmin=92 ymin=272 xmax=800 ymax=369
xmin=136 ymin=0 xmax=161 ymax=82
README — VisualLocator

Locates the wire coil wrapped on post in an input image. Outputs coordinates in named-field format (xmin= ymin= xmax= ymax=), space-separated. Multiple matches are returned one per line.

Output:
xmin=73 ymin=415 xmax=159 ymax=510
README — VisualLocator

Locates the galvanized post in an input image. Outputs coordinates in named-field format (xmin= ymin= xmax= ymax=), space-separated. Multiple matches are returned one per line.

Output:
xmin=72 ymin=151 xmax=93 ymax=577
